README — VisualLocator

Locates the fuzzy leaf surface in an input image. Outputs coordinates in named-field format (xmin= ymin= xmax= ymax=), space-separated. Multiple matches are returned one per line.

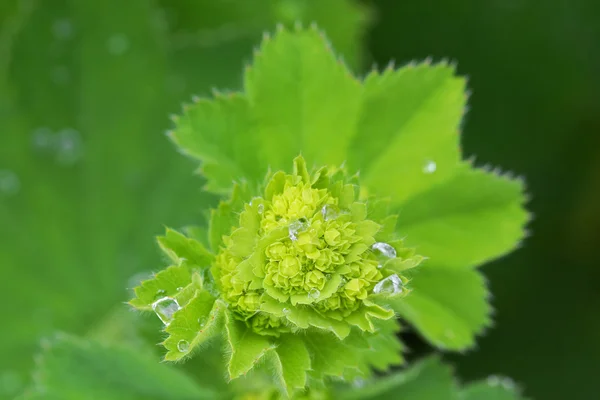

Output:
xmin=390 ymin=266 xmax=490 ymax=350
xmin=334 ymin=356 xmax=459 ymax=400
xmin=396 ymin=166 xmax=529 ymax=269
xmin=19 ymin=334 xmax=214 ymax=400
xmin=270 ymin=335 xmax=311 ymax=395
xmin=224 ymin=310 xmax=276 ymax=379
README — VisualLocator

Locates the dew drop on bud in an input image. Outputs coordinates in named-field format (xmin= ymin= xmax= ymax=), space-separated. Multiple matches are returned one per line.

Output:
xmin=177 ymin=339 xmax=190 ymax=353
xmin=308 ymin=288 xmax=320 ymax=299
xmin=257 ymin=203 xmax=264 ymax=214
xmin=152 ymin=297 xmax=180 ymax=325
xmin=373 ymin=274 xmax=403 ymax=295
xmin=423 ymin=160 xmax=437 ymax=174
xmin=321 ymin=204 xmax=338 ymax=221
xmin=288 ymin=219 xmax=308 ymax=241
xmin=282 ymin=308 xmax=291 ymax=316
xmin=372 ymin=242 xmax=397 ymax=259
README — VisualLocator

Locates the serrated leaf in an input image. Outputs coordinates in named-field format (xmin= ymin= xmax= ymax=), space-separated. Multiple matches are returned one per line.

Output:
xmin=304 ymin=333 xmax=360 ymax=378
xmin=162 ymin=293 xmax=224 ymax=361
xmin=209 ymin=182 xmax=254 ymax=252
xmin=358 ymin=319 xmax=404 ymax=374
xmin=334 ymin=356 xmax=460 ymax=400
xmin=224 ymin=310 xmax=275 ymax=379
xmin=19 ymin=333 xmax=214 ymax=400
xmin=390 ymin=266 xmax=490 ymax=350
xmin=397 ymin=166 xmax=529 ymax=269
xmin=158 ymin=228 xmax=214 ymax=266
xmin=461 ymin=378 xmax=527 ymax=400
xmin=171 ymin=94 xmax=263 ymax=194
xmin=349 ymin=62 xmax=465 ymax=206
xmin=270 ymin=335 xmax=311 ymax=395
xmin=129 ymin=264 xmax=193 ymax=310
xmin=245 ymin=25 xmax=362 ymax=171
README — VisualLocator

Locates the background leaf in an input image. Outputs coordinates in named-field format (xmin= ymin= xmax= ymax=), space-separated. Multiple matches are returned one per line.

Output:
xmin=19 ymin=333 xmax=215 ymax=400
xmin=0 ymin=1 xmax=369 ymax=396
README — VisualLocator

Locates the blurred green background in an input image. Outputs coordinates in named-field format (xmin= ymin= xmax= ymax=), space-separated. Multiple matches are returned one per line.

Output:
xmin=1 ymin=0 xmax=598 ymax=399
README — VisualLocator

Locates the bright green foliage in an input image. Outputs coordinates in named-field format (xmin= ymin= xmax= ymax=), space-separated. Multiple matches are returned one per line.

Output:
xmin=169 ymin=24 xmax=529 ymax=360
xmin=18 ymin=333 xmax=214 ymax=400
xmin=0 ymin=1 xmax=370 ymax=395
xmin=332 ymin=356 xmax=526 ymax=400
xmin=130 ymin=155 xmax=421 ymax=395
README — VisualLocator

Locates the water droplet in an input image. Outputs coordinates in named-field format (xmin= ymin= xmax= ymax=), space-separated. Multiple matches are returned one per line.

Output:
xmin=51 ymin=65 xmax=70 ymax=85
xmin=423 ymin=160 xmax=437 ymax=174
xmin=176 ymin=286 xmax=183 ymax=291
xmin=308 ymin=288 xmax=320 ymax=299
xmin=288 ymin=219 xmax=308 ymax=241
xmin=372 ymin=242 xmax=397 ymax=259
xmin=177 ymin=339 xmax=190 ymax=353
xmin=52 ymin=19 xmax=73 ymax=39
xmin=107 ymin=33 xmax=129 ymax=55
xmin=282 ymin=308 xmax=290 ymax=316
xmin=373 ymin=274 xmax=403 ymax=295
xmin=501 ymin=377 xmax=515 ymax=390
xmin=487 ymin=375 xmax=501 ymax=387
xmin=0 ymin=170 xmax=20 ymax=197
xmin=155 ymin=289 xmax=166 ymax=298
xmin=352 ymin=378 xmax=366 ymax=388
xmin=321 ymin=204 xmax=339 ymax=221
xmin=55 ymin=129 xmax=83 ymax=165
xmin=197 ymin=317 xmax=206 ymax=327
xmin=152 ymin=297 xmax=180 ymax=325
xmin=257 ymin=203 xmax=264 ymax=214
xmin=31 ymin=127 xmax=55 ymax=152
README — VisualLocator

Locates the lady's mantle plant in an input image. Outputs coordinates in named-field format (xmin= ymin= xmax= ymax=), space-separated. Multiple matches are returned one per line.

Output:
xmin=130 ymin=25 xmax=529 ymax=398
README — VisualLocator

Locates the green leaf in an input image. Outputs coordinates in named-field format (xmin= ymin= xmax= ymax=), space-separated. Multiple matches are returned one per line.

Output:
xmin=303 ymin=333 xmax=360 ymax=379
xmin=349 ymin=62 xmax=466 ymax=206
xmin=334 ymin=356 xmax=460 ymax=400
xmin=157 ymin=228 xmax=214 ymax=266
xmin=19 ymin=333 xmax=215 ymax=400
xmin=270 ymin=335 xmax=311 ymax=395
xmin=224 ymin=310 xmax=275 ymax=379
xmin=209 ymin=183 xmax=254 ymax=252
xmin=129 ymin=264 xmax=194 ymax=311
xmin=358 ymin=319 xmax=404 ymax=374
xmin=245 ymin=25 xmax=362 ymax=171
xmin=397 ymin=166 xmax=529 ymax=269
xmin=461 ymin=377 xmax=527 ymax=400
xmin=163 ymin=294 xmax=225 ymax=361
xmin=390 ymin=266 xmax=490 ymax=350
xmin=170 ymin=93 xmax=262 ymax=194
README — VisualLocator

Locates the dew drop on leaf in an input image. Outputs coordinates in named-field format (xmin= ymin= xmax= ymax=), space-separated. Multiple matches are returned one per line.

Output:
xmin=352 ymin=378 xmax=366 ymax=388
xmin=423 ymin=160 xmax=437 ymax=174
xmin=31 ymin=127 xmax=55 ymax=153
xmin=107 ymin=33 xmax=130 ymax=55
xmin=197 ymin=317 xmax=206 ymax=327
xmin=487 ymin=375 xmax=501 ymax=387
xmin=288 ymin=219 xmax=309 ymax=241
xmin=55 ymin=129 xmax=83 ymax=165
xmin=176 ymin=286 xmax=183 ymax=291
xmin=373 ymin=274 xmax=403 ymax=295
xmin=321 ymin=204 xmax=339 ymax=221
xmin=282 ymin=308 xmax=290 ymax=316
xmin=152 ymin=297 xmax=180 ymax=325
xmin=0 ymin=170 xmax=20 ymax=197
xmin=308 ymin=288 xmax=320 ymax=299
xmin=177 ymin=339 xmax=190 ymax=353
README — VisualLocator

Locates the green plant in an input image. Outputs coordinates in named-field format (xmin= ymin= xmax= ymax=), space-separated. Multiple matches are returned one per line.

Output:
xmin=19 ymin=25 xmax=529 ymax=400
